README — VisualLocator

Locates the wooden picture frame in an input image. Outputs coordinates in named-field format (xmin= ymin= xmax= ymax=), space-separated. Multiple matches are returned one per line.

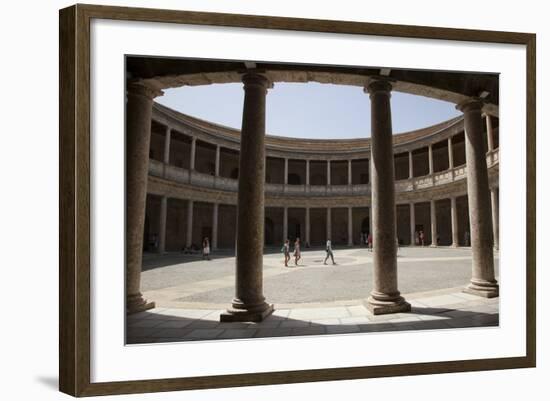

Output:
xmin=59 ymin=3 xmax=536 ymax=397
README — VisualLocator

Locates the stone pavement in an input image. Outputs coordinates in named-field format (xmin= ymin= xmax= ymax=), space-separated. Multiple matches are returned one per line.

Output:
xmin=127 ymin=286 xmax=499 ymax=344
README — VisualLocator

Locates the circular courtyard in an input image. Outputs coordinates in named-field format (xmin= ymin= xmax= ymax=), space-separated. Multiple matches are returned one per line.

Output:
xmin=141 ymin=247 xmax=500 ymax=308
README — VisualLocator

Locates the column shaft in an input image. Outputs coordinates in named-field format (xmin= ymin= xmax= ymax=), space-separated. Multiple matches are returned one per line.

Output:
xmin=158 ymin=196 xmax=167 ymax=254
xmin=430 ymin=199 xmax=438 ymax=246
xmin=126 ymin=83 xmax=161 ymax=314
xmin=365 ymin=79 xmax=410 ymax=315
xmin=212 ymin=203 xmax=219 ymax=250
xmin=327 ymin=160 xmax=331 ymax=186
xmin=428 ymin=144 xmax=434 ymax=174
xmin=451 ymin=197 xmax=459 ymax=247
xmin=215 ymin=145 xmax=221 ymax=176
xmin=221 ymin=72 xmax=273 ymax=322
xmin=306 ymin=160 xmax=310 ymax=186
xmin=486 ymin=115 xmax=494 ymax=151
xmin=448 ymin=137 xmax=454 ymax=169
xmin=185 ymin=200 xmax=193 ymax=248
xmin=348 ymin=160 xmax=353 ymax=185
xmin=458 ymin=99 xmax=498 ymax=297
xmin=163 ymin=127 xmax=171 ymax=164
xmin=408 ymin=151 xmax=413 ymax=179
xmin=283 ymin=207 xmax=288 ymax=241
xmin=491 ymin=188 xmax=499 ymax=250
xmin=190 ymin=137 xmax=196 ymax=170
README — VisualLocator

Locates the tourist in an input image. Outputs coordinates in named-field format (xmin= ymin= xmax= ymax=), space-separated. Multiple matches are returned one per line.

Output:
xmin=324 ymin=239 xmax=336 ymax=265
xmin=202 ymin=237 xmax=211 ymax=260
xmin=293 ymin=237 xmax=301 ymax=266
xmin=281 ymin=239 xmax=291 ymax=267
xmin=367 ymin=233 xmax=373 ymax=251
xmin=419 ymin=230 xmax=425 ymax=246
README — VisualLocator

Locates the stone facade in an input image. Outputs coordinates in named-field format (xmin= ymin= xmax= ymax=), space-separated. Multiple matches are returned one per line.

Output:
xmin=143 ymin=103 xmax=499 ymax=254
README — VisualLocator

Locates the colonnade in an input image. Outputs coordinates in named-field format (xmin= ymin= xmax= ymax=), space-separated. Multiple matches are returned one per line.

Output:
xmin=153 ymin=116 xmax=498 ymax=188
xmin=126 ymin=72 xmax=500 ymax=317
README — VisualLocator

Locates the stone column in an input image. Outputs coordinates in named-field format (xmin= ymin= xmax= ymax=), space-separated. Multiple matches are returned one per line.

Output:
xmin=430 ymin=199 xmax=438 ymax=247
xmin=428 ymin=144 xmax=434 ymax=175
xmin=185 ymin=200 xmax=194 ymax=248
xmin=283 ymin=207 xmax=288 ymax=241
xmin=326 ymin=160 xmax=331 ymax=186
xmin=306 ymin=160 xmax=310 ymax=186
xmin=305 ymin=207 xmax=311 ymax=246
xmin=163 ymin=127 xmax=171 ymax=164
xmin=215 ymin=145 xmax=221 ymax=176
xmin=457 ymin=99 xmax=499 ymax=298
xmin=409 ymin=203 xmax=415 ymax=246
xmin=364 ymin=79 xmax=410 ymax=315
xmin=451 ymin=196 xmax=459 ymax=247
xmin=158 ymin=196 xmax=167 ymax=254
xmin=348 ymin=160 xmax=353 ymax=185
xmin=284 ymin=158 xmax=289 ymax=189
xmin=491 ymin=188 xmax=499 ymax=250
xmin=189 ymin=137 xmax=197 ymax=170
xmin=368 ymin=205 xmax=372 ymax=235
xmin=221 ymin=72 xmax=274 ymax=322
xmin=486 ymin=115 xmax=494 ymax=152
xmin=326 ymin=207 xmax=332 ymax=240
xmin=348 ymin=207 xmax=353 ymax=246
xmin=126 ymin=82 xmax=162 ymax=314
xmin=448 ymin=137 xmax=454 ymax=169
xmin=408 ymin=151 xmax=413 ymax=179
xmin=212 ymin=203 xmax=219 ymax=250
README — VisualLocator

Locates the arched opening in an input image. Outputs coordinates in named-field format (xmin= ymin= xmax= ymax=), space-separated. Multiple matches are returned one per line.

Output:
xmin=264 ymin=217 xmax=275 ymax=246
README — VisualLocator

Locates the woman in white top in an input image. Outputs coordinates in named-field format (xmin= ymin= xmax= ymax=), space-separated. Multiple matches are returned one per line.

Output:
xmin=202 ymin=237 xmax=211 ymax=260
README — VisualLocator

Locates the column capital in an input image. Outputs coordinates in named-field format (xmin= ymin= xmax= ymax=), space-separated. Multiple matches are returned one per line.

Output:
xmin=241 ymin=72 xmax=273 ymax=90
xmin=127 ymin=81 xmax=164 ymax=100
xmin=364 ymin=78 xmax=393 ymax=97
xmin=456 ymin=97 xmax=484 ymax=113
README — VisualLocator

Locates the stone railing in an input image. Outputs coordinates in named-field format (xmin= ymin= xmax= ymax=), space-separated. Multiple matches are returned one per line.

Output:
xmin=149 ymin=149 xmax=498 ymax=196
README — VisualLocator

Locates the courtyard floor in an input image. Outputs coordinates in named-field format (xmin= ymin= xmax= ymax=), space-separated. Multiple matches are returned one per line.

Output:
xmin=128 ymin=246 xmax=500 ymax=344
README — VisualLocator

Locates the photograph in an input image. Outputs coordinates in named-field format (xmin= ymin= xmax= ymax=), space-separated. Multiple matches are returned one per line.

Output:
xmin=126 ymin=57 xmax=501 ymax=344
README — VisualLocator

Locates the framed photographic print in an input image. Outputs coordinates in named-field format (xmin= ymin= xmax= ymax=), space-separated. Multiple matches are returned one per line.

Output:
xmin=59 ymin=3 xmax=536 ymax=397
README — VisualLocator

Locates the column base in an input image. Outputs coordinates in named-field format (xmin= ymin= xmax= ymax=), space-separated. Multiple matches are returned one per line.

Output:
xmin=127 ymin=293 xmax=155 ymax=314
xmin=463 ymin=279 xmax=499 ymax=298
xmin=364 ymin=292 xmax=411 ymax=315
xmin=220 ymin=300 xmax=274 ymax=322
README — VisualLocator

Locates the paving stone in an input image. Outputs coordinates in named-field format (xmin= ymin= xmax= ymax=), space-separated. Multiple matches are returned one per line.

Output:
xmin=255 ymin=328 xmax=293 ymax=337
xmin=218 ymin=329 xmax=258 ymax=339
xmin=339 ymin=316 xmax=371 ymax=325
xmin=279 ymin=320 xmax=311 ymax=328
xmin=310 ymin=318 xmax=341 ymax=326
xmin=153 ymin=320 xmax=193 ymax=329
xmin=290 ymin=326 xmax=327 ymax=336
xmin=150 ymin=328 xmax=194 ymax=338
xmin=127 ymin=319 xmax=165 ymax=328
xmin=326 ymin=325 xmax=360 ymax=334
xmin=187 ymin=329 xmax=224 ymax=339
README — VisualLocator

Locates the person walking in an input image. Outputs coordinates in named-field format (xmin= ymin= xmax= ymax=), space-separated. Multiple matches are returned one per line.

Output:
xmin=324 ymin=239 xmax=336 ymax=265
xmin=282 ymin=239 xmax=291 ymax=267
xmin=419 ymin=230 xmax=425 ymax=247
xmin=202 ymin=237 xmax=211 ymax=260
xmin=293 ymin=237 xmax=301 ymax=266
xmin=367 ymin=233 xmax=373 ymax=251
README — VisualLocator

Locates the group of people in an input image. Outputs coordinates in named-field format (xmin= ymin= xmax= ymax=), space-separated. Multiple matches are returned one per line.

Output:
xmin=359 ymin=232 xmax=373 ymax=251
xmin=281 ymin=238 xmax=337 ymax=267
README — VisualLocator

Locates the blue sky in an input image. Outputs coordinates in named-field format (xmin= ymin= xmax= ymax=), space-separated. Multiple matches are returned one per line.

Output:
xmin=157 ymin=82 xmax=461 ymax=139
